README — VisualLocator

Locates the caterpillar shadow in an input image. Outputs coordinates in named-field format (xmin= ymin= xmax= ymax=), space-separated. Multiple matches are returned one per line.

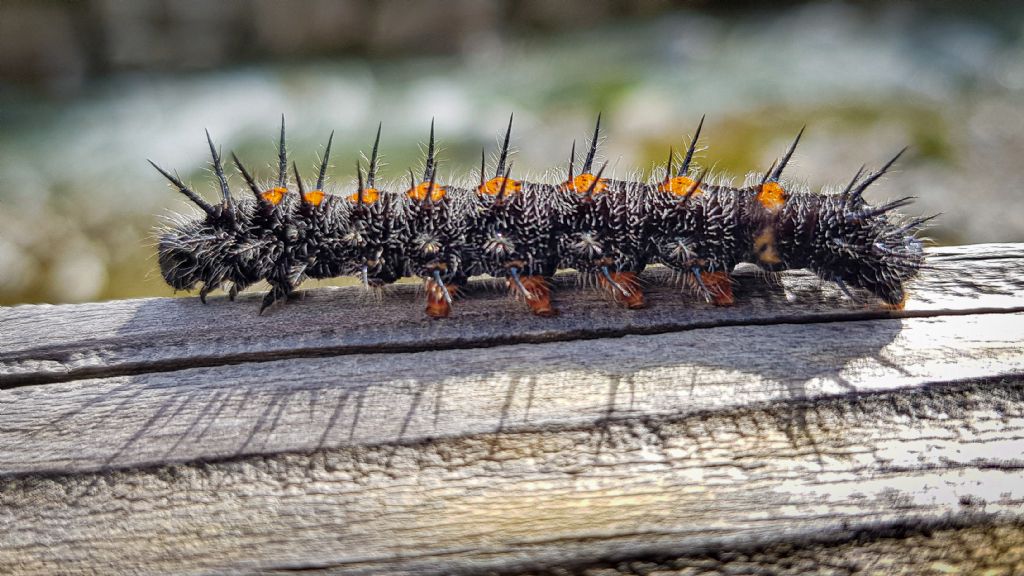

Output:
xmin=45 ymin=266 xmax=927 ymax=478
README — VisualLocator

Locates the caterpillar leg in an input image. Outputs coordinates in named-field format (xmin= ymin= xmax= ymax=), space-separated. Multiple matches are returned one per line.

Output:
xmin=199 ymin=284 xmax=215 ymax=304
xmin=507 ymin=269 xmax=558 ymax=317
xmin=260 ymin=278 xmax=294 ymax=315
xmin=206 ymin=281 xmax=248 ymax=303
xmin=880 ymin=288 xmax=909 ymax=311
xmin=832 ymin=278 xmax=908 ymax=310
xmin=691 ymin=268 xmax=735 ymax=306
xmin=597 ymin=269 xmax=646 ymax=309
xmin=424 ymin=272 xmax=461 ymax=319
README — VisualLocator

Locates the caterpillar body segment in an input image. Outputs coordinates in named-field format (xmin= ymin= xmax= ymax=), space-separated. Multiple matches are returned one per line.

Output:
xmin=405 ymin=175 xmax=473 ymax=318
xmin=647 ymin=184 xmax=756 ymax=305
xmin=152 ymin=115 xmax=929 ymax=317
xmin=558 ymin=174 xmax=654 ymax=309
xmin=556 ymin=116 xmax=664 ymax=309
xmin=467 ymin=179 xmax=566 ymax=316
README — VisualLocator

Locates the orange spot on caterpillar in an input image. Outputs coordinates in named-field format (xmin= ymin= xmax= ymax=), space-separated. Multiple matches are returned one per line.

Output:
xmin=564 ymin=173 xmax=608 ymax=195
xmin=658 ymin=176 xmax=703 ymax=197
xmin=598 ymin=271 xmax=646 ymax=309
xmin=304 ymin=190 xmax=325 ymax=206
xmin=347 ymin=188 xmax=380 ymax=205
xmin=477 ymin=176 xmax=523 ymax=196
xmin=261 ymin=187 xmax=288 ymax=205
xmin=408 ymin=181 xmax=446 ymax=202
xmin=700 ymin=271 xmax=735 ymax=306
xmin=757 ymin=181 xmax=788 ymax=211
xmin=754 ymin=227 xmax=782 ymax=265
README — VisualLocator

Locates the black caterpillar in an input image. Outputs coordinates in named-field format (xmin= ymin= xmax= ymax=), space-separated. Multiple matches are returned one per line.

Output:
xmin=152 ymin=115 xmax=929 ymax=318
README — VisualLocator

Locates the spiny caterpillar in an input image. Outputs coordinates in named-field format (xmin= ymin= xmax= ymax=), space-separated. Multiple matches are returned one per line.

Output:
xmin=152 ymin=115 xmax=930 ymax=318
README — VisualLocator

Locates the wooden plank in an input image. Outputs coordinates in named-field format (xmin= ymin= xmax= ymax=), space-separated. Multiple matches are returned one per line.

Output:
xmin=2 ymin=243 xmax=1023 ymax=387
xmin=2 ymin=376 xmax=1022 ymax=574
xmin=3 ymin=312 xmax=1022 ymax=476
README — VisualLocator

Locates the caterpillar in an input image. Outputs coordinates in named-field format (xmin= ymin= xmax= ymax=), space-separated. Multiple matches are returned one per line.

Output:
xmin=152 ymin=115 xmax=929 ymax=318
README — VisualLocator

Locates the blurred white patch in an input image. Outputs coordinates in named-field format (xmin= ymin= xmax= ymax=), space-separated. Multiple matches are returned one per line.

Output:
xmin=0 ymin=237 xmax=38 ymax=293
xmin=48 ymin=248 xmax=107 ymax=302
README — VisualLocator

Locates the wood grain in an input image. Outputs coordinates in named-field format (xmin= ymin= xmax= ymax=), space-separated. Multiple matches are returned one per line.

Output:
xmin=2 ymin=377 xmax=1022 ymax=574
xmin=2 ymin=244 xmax=1022 ymax=388
xmin=3 ymin=312 xmax=1023 ymax=476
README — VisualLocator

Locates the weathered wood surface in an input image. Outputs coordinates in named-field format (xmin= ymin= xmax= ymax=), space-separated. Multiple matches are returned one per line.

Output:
xmin=3 ymin=312 xmax=1024 ymax=476
xmin=3 ymin=379 xmax=1023 ymax=574
xmin=1 ymin=243 xmax=1023 ymax=574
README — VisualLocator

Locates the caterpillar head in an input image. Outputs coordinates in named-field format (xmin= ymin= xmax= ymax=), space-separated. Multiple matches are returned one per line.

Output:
xmin=157 ymin=230 xmax=204 ymax=291
xmin=156 ymin=221 xmax=245 ymax=290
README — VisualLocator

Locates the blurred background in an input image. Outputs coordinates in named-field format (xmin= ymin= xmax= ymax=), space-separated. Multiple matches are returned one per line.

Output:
xmin=2 ymin=0 xmax=1023 ymax=305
